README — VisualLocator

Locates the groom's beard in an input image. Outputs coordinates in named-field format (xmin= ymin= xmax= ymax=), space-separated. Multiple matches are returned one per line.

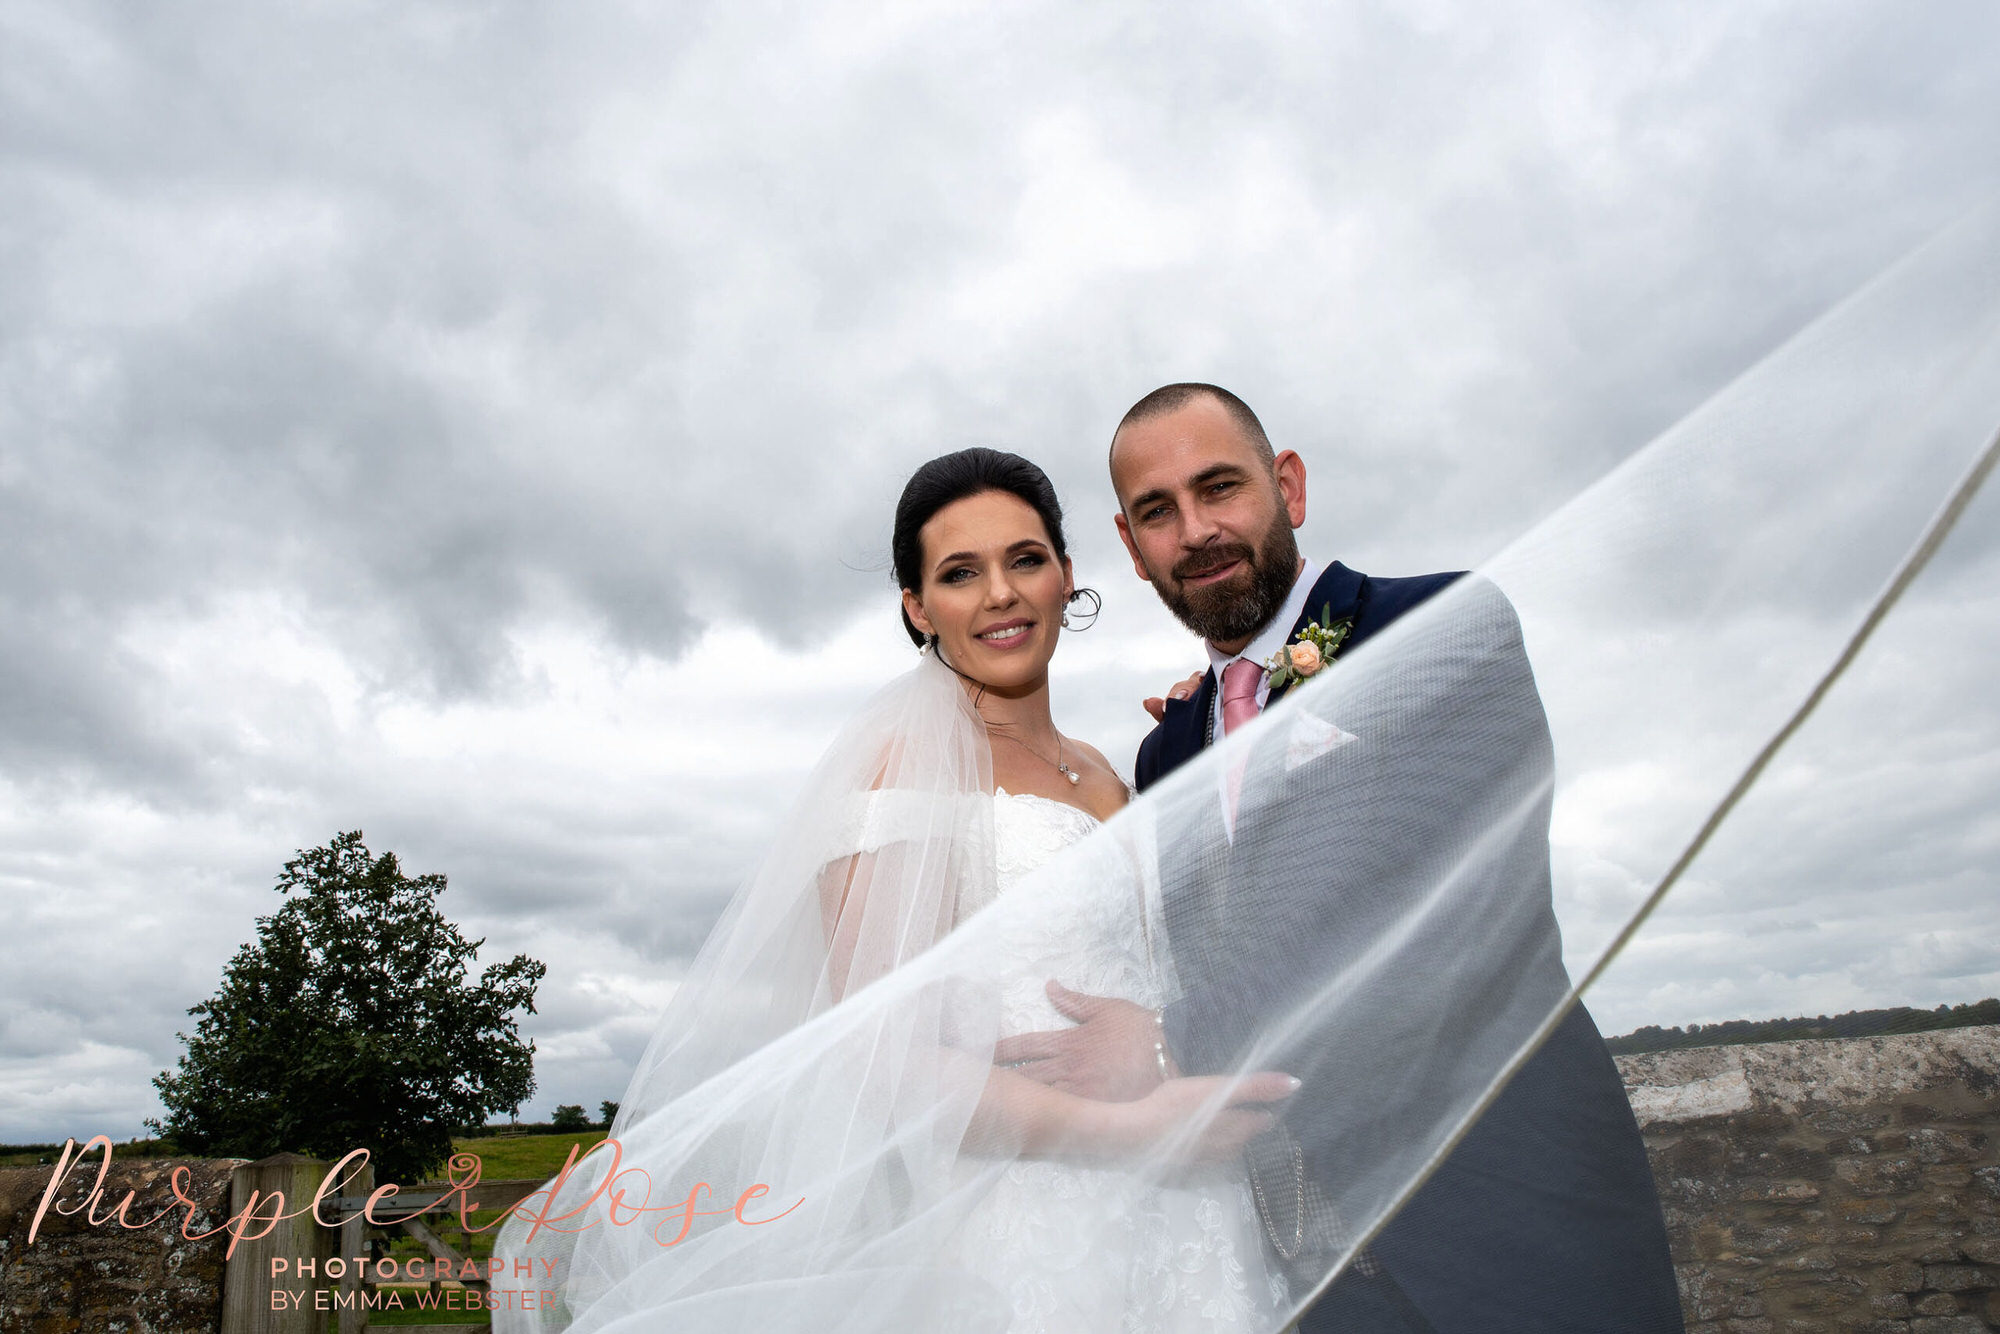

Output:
xmin=1155 ymin=511 xmax=1301 ymax=646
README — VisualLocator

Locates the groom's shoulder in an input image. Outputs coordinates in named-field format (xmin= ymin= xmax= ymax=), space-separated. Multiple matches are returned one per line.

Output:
xmin=1345 ymin=565 xmax=1530 ymax=657
xmin=1354 ymin=565 xmax=1529 ymax=622
xmin=1358 ymin=565 xmax=1467 ymax=620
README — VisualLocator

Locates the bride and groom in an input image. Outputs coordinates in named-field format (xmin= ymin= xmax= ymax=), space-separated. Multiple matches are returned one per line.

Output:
xmin=982 ymin=383 xmax=1684 ymax=1331
xmin=502 ymin=382 xmax=1685 ymax=1333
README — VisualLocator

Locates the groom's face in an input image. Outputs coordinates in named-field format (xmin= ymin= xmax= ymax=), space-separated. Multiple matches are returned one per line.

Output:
xmin=1110 ymin=396 xmax=1307 ymax=653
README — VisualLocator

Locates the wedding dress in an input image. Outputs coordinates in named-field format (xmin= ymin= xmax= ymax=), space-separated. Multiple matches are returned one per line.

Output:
xmin=923 ymin=788 xmax=1288 ymax=1332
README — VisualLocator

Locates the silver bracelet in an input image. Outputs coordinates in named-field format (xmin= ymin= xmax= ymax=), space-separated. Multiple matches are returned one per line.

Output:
xmin=1152 ymin=1008 xmax=1170 ymax=1082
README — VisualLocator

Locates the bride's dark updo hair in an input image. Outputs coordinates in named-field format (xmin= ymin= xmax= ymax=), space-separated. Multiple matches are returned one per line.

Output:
xmin=892 ymin=448 xmax=1097 ymax=648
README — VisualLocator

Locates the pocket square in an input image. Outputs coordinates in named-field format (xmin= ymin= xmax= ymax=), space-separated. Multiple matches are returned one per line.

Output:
xmin=1286 ymin=712 xmax=1357 ymax=770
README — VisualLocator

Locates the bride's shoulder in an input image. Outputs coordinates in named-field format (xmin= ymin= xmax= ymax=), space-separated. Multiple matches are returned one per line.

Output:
xmin=1063 ymin=738 xmax=1136 ymax=805
xmin=832 ymin=786 xmax=976 ymax=857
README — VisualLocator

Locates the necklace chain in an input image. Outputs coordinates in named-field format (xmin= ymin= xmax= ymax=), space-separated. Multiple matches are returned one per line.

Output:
xmin=998 ymin=730 xmax=1082 ymax=786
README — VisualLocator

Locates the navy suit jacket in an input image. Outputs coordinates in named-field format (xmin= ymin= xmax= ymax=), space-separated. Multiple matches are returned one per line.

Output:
xmin=1134 ymin=561 xmax=1683 ymax=1334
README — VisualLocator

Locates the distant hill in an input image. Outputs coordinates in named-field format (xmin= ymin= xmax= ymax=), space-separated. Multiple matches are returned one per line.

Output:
xmin=1606 ymin=997 xmax=2000 ymax=1055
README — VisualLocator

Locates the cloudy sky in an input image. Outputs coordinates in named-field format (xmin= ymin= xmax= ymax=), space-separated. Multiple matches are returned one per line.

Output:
xmin=4 ymin=0 xmax=1998 ymax=1144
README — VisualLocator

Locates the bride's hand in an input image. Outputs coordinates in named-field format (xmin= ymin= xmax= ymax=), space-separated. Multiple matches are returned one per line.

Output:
xmin=1142 ymin=671 xmax=1207 ymax=723
xmin=1103 ymin=1071 xmax=1300 ymax=1163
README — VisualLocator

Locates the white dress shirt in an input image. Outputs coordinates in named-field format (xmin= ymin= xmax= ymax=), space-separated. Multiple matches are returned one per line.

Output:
xmin=1205 ymin=557 xmax=1323 ymax=741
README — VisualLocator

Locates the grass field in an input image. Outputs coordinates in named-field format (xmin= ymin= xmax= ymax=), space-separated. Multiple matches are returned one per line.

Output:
xmin=0 ymin=1131 xmax=609 ymax=1175
xmin=450 ymin=1130 xmax=607 ymax=1182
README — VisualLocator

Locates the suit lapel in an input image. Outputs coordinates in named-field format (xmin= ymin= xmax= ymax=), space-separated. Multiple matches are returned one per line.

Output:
xmin=1263 ymin=561 xmax=1368 ymax=711
xmin=1154 ymin=666 xmax=1216 ymax=772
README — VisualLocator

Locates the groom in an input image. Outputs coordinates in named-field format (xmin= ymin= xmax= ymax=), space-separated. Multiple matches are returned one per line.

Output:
xmin=994 ymin=383 xmax=1684 ymax=1332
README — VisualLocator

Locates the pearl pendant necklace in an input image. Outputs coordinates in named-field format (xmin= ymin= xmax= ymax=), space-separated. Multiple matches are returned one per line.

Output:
xmin=1008 ymin=732 xmax=1081 ymax=785
xmin=1051 ymin=735 xmax=1082 ymax=785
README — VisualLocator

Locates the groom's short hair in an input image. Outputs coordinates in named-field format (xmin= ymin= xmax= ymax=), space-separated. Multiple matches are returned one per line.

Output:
xmin=1111 ymin=383 xmax=1274 ymax=466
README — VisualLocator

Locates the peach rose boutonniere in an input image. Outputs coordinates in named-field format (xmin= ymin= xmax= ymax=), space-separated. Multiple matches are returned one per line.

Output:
xmin=1262 ymin=605 xmax=1354 ymax=691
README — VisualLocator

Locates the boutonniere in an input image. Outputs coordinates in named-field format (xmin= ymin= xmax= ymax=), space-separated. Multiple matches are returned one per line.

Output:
xmin=1263 ymin=605 xmax=1353 ymax=689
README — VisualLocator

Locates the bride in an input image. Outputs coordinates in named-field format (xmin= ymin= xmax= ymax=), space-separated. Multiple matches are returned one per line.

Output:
xmin=875 ymin=447 xmax=1292 ymax=1328
xmin=495 ymin=447 xmax=1296 ymax=1333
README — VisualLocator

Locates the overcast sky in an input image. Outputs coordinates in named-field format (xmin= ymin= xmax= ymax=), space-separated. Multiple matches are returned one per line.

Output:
xmin=4 ymin=0 xmax=1998 ymax=1144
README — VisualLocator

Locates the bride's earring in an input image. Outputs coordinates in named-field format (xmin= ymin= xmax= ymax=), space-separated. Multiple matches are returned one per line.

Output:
xmin=1062 ymin=587 xmax=1102 ymax=632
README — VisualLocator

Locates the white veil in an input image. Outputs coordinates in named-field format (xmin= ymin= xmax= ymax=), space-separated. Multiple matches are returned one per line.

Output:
xmin=494 ymin=207 xmax=2000 ymax=1332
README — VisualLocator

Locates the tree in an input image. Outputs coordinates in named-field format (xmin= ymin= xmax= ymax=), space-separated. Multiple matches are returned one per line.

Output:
xmin=550 ymin=1105 xmax=589 ymax=1131
xmin=150 ymin=831 xmax=545 ymax=1184
xmin=599 ymin=1100 xmax=619 ymax=1128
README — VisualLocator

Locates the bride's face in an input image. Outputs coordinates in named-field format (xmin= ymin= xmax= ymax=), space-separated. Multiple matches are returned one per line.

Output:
xmin=902 ymin=490 xmax=1073 ymax=691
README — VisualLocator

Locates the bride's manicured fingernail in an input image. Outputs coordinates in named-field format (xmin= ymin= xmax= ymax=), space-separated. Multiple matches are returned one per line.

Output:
xmin=1285 ymin=1076 xmax=1303 ymax=1092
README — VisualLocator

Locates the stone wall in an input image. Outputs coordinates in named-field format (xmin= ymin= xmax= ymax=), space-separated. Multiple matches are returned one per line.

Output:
xmin=0 ymin=1155 xmax=240 ymax=1334
xmin=2 ymin=1029 xmax=1994 ymax=1332
xmin=1618 ymin=1025 xmax=2000 ymax=1333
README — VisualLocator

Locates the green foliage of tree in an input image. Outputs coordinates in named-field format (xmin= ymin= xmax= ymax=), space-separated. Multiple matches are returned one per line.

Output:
xmin=599 ymin=1100 xmax=619 ymax=1128
xmin=149 ymin=831 xmax=546 ymax=1184
xmin=1607 ymin=997 xmax=2000 ymax=1055
xmin=550 ymin=1105 xmax=589 ymax=1131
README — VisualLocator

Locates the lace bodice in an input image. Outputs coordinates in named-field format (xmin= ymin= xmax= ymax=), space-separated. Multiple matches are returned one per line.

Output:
xmin=956 ymin=790 xmax=1286 ymax=1332
xmin=978 ymin=789 xmax=1167 ymax=1038
xmin=993 ymin=788 xmax=1109 ymax=885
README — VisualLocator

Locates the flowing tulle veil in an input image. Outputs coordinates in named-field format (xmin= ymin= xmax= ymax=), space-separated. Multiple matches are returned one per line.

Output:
xmin=494 ymin=208 xmax=2000 ymax=1333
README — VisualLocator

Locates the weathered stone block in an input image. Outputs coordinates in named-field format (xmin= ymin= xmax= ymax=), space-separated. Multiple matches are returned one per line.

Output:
xmin=1681 ymin=1264 xmax=1740 ymax=1323
xmin=1908 ymin=1317 xmax=1987 ymax=1334
xmin=1661 ymin=1132 xmax=1734 ymax=1178
xmin=1910 ymin=1129 xmax=1987 ymax=1165
xmin=1687 ymin=1223 xmax=1735 ymax=1262
xmin=1913 ymin=1292 xmax=1960 ymax=1315
xmin=1921 ymin=1265 xmax=1988 ymax=1292
xmin=1870 ymin=1292 xmax=1912 ymax=1317
xmin=1735 ymin=1142 xmax=1836 ymax=1181
xmin=1768 ymin=1250 xmax=1839 ymax=1274
xmin=1741 ymin=1182 xmax=1824 ymax=1205
xmin=1810 ymin=1108 xmax=1892 ymax=1136
xmin=1736 ymin=1225 xmax=1813 ymax=1256
xmin=1838 ymin=1157 xmax=1924 ymax=1197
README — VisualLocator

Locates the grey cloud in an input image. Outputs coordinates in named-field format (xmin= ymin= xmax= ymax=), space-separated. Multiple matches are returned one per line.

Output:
xmin=5 ymin=0 xmax=2000 ymax=1138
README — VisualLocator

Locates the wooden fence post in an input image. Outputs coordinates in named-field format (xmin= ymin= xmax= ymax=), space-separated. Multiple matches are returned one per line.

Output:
xmin=336 ymin=1160 xmax=372 ymax=1334
xmin=219 ymin=1154 xmax=335 ymax=1334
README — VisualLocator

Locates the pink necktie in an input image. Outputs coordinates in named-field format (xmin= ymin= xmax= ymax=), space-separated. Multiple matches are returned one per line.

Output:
xmin=1221 ymin=659 xmax=1263 ymax=735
